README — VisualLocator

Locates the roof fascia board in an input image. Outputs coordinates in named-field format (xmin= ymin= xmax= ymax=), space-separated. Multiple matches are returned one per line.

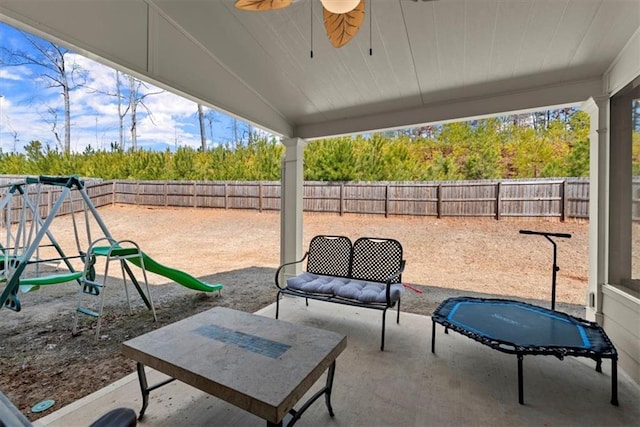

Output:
xmin=295 ymin=78 xmax=605 ymax=140
xmin=605 ymin=25 xmax=640 ymax=97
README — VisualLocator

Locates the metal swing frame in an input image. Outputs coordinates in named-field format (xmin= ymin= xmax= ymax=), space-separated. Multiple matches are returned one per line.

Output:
xmin=0 ymin=176 xmax=154 ymax=319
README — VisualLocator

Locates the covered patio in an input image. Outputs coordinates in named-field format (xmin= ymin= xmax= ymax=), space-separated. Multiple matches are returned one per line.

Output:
xmin=33 ymin=297 xmax=640 ymax=426
xmin=1 ymin=0 xmax=639 ymax=424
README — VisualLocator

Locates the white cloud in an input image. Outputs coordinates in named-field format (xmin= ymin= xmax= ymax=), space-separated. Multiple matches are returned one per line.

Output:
xmin=0 ymin=68 xmax=24 ymax=81
xmin=0 ymin=24 xmax=253 ymax=154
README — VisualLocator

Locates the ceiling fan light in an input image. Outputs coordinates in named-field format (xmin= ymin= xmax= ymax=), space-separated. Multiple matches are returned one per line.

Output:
xmin=320 ymin=0 xmax=360 ymax=14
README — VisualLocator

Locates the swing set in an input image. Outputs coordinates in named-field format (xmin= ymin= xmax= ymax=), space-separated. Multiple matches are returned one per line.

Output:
xmin=0 ymin=176 xmax=222 ymax=339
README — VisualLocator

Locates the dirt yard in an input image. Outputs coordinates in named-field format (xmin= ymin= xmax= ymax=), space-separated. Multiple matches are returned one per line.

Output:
xmin=0 ymin=205 xmax=590 ymax=421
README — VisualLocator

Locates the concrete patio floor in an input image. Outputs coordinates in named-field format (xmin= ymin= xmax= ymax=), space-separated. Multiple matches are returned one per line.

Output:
xmin=34 ymin=297 xmax=640 ymax=426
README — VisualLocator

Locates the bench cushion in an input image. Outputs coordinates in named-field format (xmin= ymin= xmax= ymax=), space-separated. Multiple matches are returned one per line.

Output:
xmin=287 ymin=273 xmax=404 ymax=304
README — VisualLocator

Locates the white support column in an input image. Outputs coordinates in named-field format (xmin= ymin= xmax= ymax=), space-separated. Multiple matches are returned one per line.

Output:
xmin=280 ymin=138 xmax=306 ymax=279
xmin=582 ymin=96 xmax=609 ymax=323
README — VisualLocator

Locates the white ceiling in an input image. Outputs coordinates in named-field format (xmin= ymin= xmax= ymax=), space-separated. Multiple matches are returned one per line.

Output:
xmin=1 ymin=0 xmax=639 ymax=139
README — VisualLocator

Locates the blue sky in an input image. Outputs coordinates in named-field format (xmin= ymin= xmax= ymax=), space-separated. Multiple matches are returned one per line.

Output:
xmin=0 ymin=22 xmax=255 ymax=154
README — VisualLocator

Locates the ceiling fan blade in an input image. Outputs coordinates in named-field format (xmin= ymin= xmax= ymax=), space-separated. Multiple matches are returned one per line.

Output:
xmin=234 ymin=0 xmax=293 ymax=11
xmin=323 ymin=0 xmax=365 ymax=48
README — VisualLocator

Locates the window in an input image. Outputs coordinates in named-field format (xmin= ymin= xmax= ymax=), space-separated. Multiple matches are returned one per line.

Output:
xmin=609 ymin=79 xmax=640 ymax=291
xmin=632 ymin=98 xmax=640 ymax=284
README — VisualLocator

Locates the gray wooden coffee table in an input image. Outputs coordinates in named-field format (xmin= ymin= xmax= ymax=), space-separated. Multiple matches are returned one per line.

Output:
xmin=121 ymin=306 xmax=347 ymax=426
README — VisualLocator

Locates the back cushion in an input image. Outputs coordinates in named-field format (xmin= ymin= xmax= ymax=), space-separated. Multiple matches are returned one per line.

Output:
xmin=351 ymin=237 xmax=403 ymax=283
xmin=306 ymin=235 xmax=352 ymax=277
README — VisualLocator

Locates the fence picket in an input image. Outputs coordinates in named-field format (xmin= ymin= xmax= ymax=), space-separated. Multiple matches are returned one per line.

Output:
xmin=0 ymin=176 xmax=616 ymax=222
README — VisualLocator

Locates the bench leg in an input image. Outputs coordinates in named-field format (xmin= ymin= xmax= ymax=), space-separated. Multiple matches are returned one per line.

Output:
xmin=611 ymin=357 xmax=619 ymax=406
xmin=381 ymin=309 xmax=387 ymax=351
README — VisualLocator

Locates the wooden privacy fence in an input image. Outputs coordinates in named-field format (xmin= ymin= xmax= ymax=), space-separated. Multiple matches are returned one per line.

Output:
xmin=0 ymin=176 xmax=619 ymax=223
xmin=106 ymin=178 xmax=592 ymax=221
xmin=0 ymin=177 xmax=107 ymax=226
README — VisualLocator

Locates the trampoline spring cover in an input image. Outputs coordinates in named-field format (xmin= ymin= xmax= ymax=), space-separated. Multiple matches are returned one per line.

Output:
xmin=432 ymin=297 xmax=617 ymax=358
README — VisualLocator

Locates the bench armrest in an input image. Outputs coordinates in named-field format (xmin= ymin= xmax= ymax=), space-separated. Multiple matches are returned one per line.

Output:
xmin=275 ymin=252 xmax=309 ymax=290
xmin=384 ymin=259 xmax=406 ymax=304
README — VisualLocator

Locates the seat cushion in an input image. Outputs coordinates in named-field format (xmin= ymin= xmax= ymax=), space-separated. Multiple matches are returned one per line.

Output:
xmin=286 ymin=272 xmax=349 ymax=295
xmin=286 ymin=273 xmax=404 ymax=304
xmin=333 ymin=279 xmax=404 ymax=303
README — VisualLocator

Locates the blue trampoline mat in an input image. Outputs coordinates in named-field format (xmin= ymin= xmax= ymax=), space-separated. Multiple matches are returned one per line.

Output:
xmin=446 ymin=299 xmax=589 ymax=348
xmin=433 ymin=297 xmax=615 ymax=354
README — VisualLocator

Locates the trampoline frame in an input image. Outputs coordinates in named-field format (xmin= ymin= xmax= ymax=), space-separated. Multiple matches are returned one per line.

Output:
xmin=431 ymin=296 xmax=618 ymax=406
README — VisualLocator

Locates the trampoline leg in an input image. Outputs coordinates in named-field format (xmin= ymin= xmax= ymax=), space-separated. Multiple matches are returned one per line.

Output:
xmin=275 ymin=292 xmax=280 ymax=319
xmin=517 ymin=355 xmax=524 ymax=405
xmin=595 ymin=357 xmax=602 ymax=373
xmin=611 ymin=358 xmax=619 ymax=406
xmin=396 ymin=299 xmax=401 ymax=324
xmin=431 ymin=321 xmax=436 ymax=353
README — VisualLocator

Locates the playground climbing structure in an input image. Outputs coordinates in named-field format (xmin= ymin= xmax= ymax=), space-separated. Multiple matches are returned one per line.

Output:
xmin=0 ymin=176 xmax=222 ymax=338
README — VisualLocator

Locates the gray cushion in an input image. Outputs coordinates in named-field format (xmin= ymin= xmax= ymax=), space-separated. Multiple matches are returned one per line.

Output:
xmin=287 ymin=273 xmax=404 ymax=303
xmin=287 ymin=273 xmax=348 ymax=295
xmin=333 ymin=279 xmax=404 ymax=303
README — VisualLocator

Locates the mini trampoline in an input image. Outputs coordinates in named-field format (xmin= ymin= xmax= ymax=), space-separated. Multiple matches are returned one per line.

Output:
xmin=431 ymin=296 xmax=618 ymax=405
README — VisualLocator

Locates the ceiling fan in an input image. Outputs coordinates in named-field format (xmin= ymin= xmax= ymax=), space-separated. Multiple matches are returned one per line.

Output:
xmin=234 ymin=0 xmax=366 ymax=48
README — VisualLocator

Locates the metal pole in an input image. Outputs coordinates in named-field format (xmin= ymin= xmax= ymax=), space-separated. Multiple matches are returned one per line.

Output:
xmin=519 ymin=230 xmax=571 ymax=311
xmin=545 ymin=235 xmax=559 ymax=311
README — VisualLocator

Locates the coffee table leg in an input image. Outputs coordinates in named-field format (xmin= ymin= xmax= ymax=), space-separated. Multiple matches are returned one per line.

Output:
xmin=135 ymin=362 xmax=177 ymax=420
xmin=325 ymin=361 xmax=336 ymax=416
xmin=278 ymin=361 xmax=337 ymax=427
xmin=137 ymin=362 xmax=150 ymax=420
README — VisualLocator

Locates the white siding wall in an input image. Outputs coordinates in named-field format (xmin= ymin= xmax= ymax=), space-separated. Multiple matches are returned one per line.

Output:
xmin=601 ymin=285 xmax=640 ymax=384
xmin=603 ymin=26 xmax=640 ymax=385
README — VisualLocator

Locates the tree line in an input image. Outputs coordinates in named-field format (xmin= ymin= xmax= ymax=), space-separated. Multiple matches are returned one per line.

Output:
xmin=5 ymin=109 xmax=634 ymax=182
xmin=2 ymin=28 xmax=638 ymax=183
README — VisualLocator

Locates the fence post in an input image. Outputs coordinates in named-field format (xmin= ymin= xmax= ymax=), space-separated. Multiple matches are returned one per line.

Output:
xmin=47 ymin=188 xmax=53 ymax=218
xmin=560 ymin=180 xmax=567 ymax=222
xmin=385 ymin=184 xmax=389 ymax=218
xmin=224 ymin=183 xmax=228 ymax=209
xmin=164 ymin=182 xmax=168 ymax=207
xmin=259 ymin=182 xmax=263 ymax=213
xmin=436 ymin=184 xmax=442 ymax=218
xmin=193 ymin=181 xmax=197 ymax=208
xmin=339 ymin=183 xmax=344 ymax=216
xmin=112 ymin=181 xmax=116 ymax=206
xmin=495 ymin=182 xmax=502 ymax=221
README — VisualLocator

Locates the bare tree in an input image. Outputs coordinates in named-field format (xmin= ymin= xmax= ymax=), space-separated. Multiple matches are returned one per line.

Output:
xmin=0 ymin=32 xmax=86 ymax=153
xmin=197 ymin=103 xmax=207 ymax=151
xmin=6 ymin=121 xmax=19 ymax=153
xmin=85 ymin=70 xmax=162 ymax=150
xmin=230 ymin=117 xmax=253 ymax=146
xmin=116 ymin=70 xmax=127 ymax=148
xmin=127 ymin=74 xmax=163 ymax=150
xmin=205 ymin=109 xmax=221 ymax=147
xmin=39 ymin=106 xmax=63 ymax=151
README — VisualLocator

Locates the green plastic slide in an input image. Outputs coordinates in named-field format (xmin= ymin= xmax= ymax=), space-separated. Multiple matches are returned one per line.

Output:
xmin=128 ymin=252 xmax=223 ymax=292
xmin=90 ymin=246 xmax=222 ymax=293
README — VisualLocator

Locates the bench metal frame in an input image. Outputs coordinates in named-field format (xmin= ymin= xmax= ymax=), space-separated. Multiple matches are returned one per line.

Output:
xmin=275 ymin=235 xmax=405 ymax=351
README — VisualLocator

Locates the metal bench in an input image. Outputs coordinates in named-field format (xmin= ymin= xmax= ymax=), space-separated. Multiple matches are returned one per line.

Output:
xmin=275 ymin=235 xmax=405 ymax=350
